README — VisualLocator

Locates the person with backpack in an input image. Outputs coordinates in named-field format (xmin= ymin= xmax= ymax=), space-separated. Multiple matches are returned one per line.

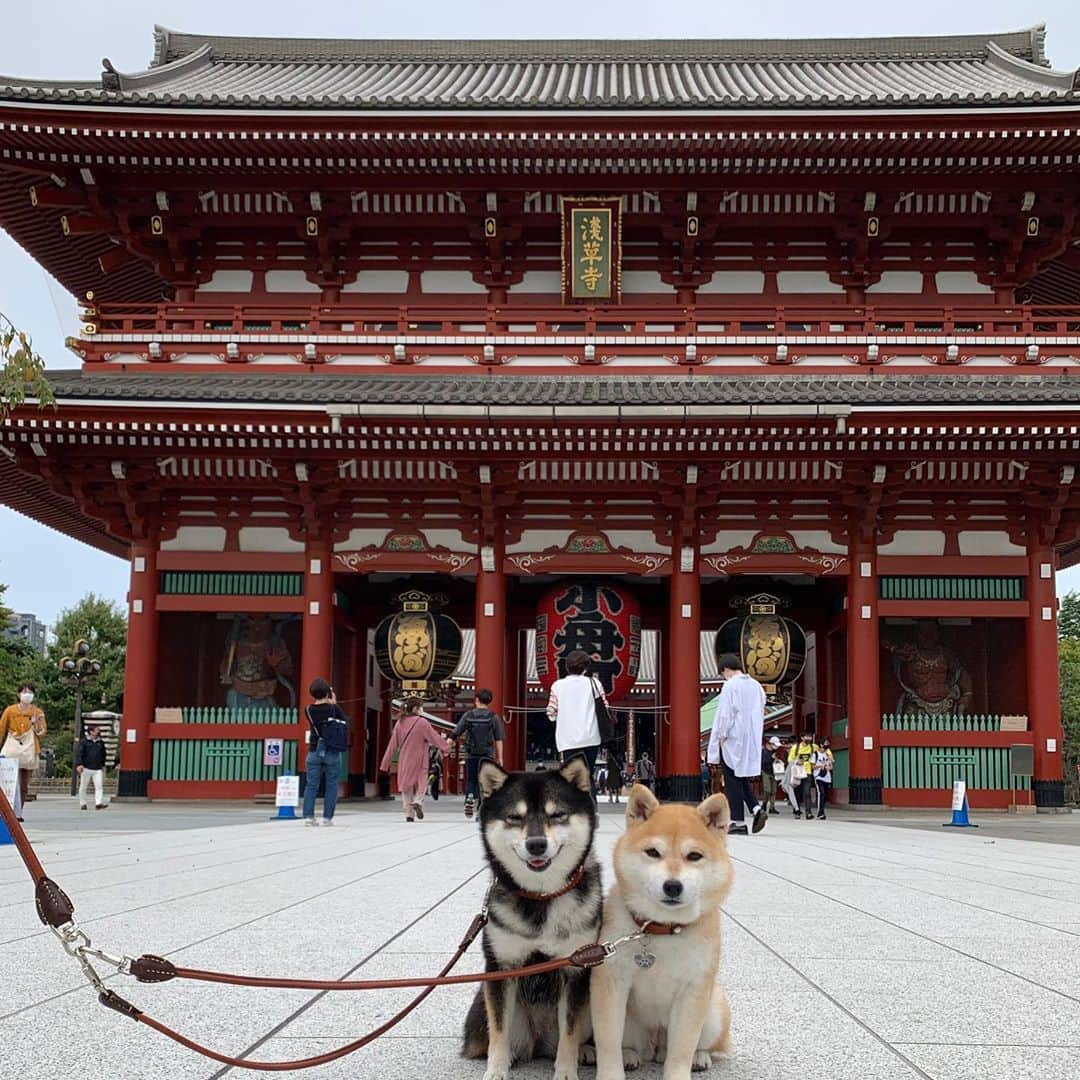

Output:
xmin=452 ymin=688 xmax=505 ymax=818
xmin=302 ymin=678 xmax=350 ymax=827
xmin=634 ymin=751 xmax=656 ymax=791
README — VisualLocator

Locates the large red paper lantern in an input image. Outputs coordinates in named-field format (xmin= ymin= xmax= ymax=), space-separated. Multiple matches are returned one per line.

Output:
xmin=535 ymin=581 xmax=641 ymax=701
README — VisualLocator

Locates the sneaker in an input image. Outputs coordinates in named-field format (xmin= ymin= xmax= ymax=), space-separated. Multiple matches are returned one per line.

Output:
xmin=464 ymin=798 xmax=474 ymax=819
xmin=405 ymin=816 xmax=414 ymax=822
xmin=95 ymin=804 xmax=108 ymax=810
xmin=751 ymin=805 xmax=768 ymax=834
xmin=727 ymin=823 xmax=749 ymax=836
xmin=79 ymin=806 xmax=88 ymax=811
xmin=794 ymin=811 xmax=802 ymax=819
xmin=413 ymin=804 xmax=425 ymax=821
xmin=769 ymin=808 xmax=780 ymax=815
xmin=322 ymin=818 xmax=334 ymax=826
xmin=817 ymin=813 xmax=826 ymax=820
xmin=304 ymin=817 xmax=319 ymax=827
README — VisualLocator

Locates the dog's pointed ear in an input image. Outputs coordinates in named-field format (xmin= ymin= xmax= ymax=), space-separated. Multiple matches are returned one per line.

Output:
xmin=478 ymin=759 xmax=509 ymax=799
xmin=558 ymin=754 xmax=592 ymax=794
xmin=626 ymin=783 xmax=659 ymax=826
xmin=697 ymin=793 xmax=731 ymax=834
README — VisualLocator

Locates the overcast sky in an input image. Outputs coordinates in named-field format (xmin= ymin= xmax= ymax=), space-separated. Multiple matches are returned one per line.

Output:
xmin=2 ymin=0 xmax=1080 ymax=629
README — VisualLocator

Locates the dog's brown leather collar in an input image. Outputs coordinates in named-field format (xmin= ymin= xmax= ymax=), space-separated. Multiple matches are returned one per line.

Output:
xmin=630 ymin=911 xmax=685 ymax=936
xmin=515 ymin=864 xmax=585 ymax=902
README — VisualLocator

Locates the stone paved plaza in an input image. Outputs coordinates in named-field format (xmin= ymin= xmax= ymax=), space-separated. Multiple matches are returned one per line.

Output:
xmin=3 ymin=796 xmax=1080 ymax=1080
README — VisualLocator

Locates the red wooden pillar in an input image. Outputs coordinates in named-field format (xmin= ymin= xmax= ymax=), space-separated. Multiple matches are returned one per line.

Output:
xmin=505 ymin=623 xmax=525 ymax=770
xmin=846 ymin=536 xmax=882 ymax=803
xmin=1026 ymin=540 xmax=1066 ymax=807
xmin=666 ymin=545 xmax=701 ymax=801
xmin=117 ymin=536 xmax=158 ymax=798
xmin=475 ymin=538 xmax=508 ymax=747
xmin=300 ymin=536 xmax=334 ymax=773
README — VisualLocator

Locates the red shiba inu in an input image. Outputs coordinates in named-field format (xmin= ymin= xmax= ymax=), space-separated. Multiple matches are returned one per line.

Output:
xmin=591 ymin=785 xmax=733 ymax=1079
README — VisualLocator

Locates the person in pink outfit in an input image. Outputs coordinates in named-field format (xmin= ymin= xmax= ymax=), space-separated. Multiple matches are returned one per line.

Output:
xmin=380 ymin=699 xmax=450 ymax=822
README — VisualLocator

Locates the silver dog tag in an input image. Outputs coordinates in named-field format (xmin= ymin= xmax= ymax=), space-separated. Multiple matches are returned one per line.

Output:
xmin=633 ymin=950 xmax=656 ymax=969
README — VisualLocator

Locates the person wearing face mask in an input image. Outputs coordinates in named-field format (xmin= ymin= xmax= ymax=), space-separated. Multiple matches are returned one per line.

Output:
xmin=0 ymin=683 xmax=47 ymax=820
xmin=75 ymin=724 xmax=110 ymax=811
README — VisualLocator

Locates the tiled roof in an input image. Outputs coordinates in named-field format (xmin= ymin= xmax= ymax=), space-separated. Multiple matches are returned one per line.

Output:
xmin=43 ymin=371 xmax=1080 ymax=409
xmin=1 ymin=25 xmax=1075 ymax=111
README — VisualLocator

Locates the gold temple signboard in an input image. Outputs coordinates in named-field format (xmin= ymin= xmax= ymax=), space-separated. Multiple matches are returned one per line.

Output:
xmin=560 ymin=197 xmax=622 ymax=303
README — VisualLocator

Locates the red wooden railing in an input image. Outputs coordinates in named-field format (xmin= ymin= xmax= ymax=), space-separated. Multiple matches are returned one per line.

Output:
xmin=83 ymin=301 xmax=1080 ymax=339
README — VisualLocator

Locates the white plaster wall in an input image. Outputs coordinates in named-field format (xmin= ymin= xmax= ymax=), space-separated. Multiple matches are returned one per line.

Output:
xmin=700 ymin=530 xmax=761 ymax=554
xmin=697 ymin=271 xmax=765 ymax=295
xmin=507 ymin=530 xmax=575 ymax=554
xmin=161 ymin=526 xmax=227 ymax=552
xmin=606 ymin=530 xmax=668 ymax=554
xmin=876 ymin=531 xmax=946 ymax=556
xmin=621 ymin=271 xmax=669 ymax=293
xmin=342 ymin=270 xmax=409 ymax=293
xmin=517 ymin=272 xmax=563 ymax=294
xmin=421 ymin=270 xmax=489 ymax=294
xmin=935 ymin=271 xmax=994 ymax=295
xmin=776 ymin=271 xmax=845 ymax=294
xmin=419 ymin=529 xmax=472 ymax=552
xmin=238 ymin=527 xmax=304 ymax=553
xmin=866 ymin=272 xmax=925 ymax=294
xmin=957 ymin=531 xmax=1026 ymax=556
xmin=789 ymin=530 xmax=847 ymax=555
xmin=265 ymin=270 xmax=321 ymax=294
xmin=198 ymin=270 xmax=254 ymax=293
xmin=335 ymin=528 xmax=392 ymax=552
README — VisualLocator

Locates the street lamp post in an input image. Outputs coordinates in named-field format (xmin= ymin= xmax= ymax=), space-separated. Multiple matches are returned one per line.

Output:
xmin=61 ymin=639 xmax=102 ymax=797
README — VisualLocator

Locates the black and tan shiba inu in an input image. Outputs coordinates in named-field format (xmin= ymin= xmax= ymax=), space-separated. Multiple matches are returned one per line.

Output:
xmin=463 ymin=756 xmax=602 ymax=1080
xmin=591 ymin=785 xmax=733 ymax=1079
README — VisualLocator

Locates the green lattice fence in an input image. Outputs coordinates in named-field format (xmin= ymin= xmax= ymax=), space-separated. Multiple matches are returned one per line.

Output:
xmin=882 ymin=746 xmax=1030 ymax=791
xmin=879 ymin=576 xmax=1024 ymax=601
xmin=179 ymin=706 xmax=296 ymax=725
xmin=152 ymin=739 xmax=298 ymax=782
xmin=880 ymin=713 xmax=1016 ymax=732
xmin=159 ymin=572 xmax=302 ymax=596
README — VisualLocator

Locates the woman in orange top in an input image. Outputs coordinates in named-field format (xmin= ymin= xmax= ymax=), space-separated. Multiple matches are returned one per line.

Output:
xmin=0 ymin=682 xmax=47 ymax=819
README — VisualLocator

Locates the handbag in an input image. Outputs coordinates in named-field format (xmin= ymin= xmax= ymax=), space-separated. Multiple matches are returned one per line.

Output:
xmin=790 ymin=759 xmax=807 ymax=783
xmin=591 ymin=677 xmax=615 ymax=743
xmin=2 ymin=728 xmax=38 ymax=770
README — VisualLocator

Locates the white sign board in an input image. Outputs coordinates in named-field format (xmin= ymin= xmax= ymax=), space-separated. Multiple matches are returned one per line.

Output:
xmin=275 ymin=774 xmax=300 ymax=808
xmin=951 ymin=779 xmax=967 ymax=812
xmin=263 ymin=739 xmax=284 ymax=768
xmin=0 ymin=757 xmax=18 ymax=807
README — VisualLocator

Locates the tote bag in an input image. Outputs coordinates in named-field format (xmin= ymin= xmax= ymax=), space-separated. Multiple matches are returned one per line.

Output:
xmin=1 ymin=728 xmax=38 ymax=770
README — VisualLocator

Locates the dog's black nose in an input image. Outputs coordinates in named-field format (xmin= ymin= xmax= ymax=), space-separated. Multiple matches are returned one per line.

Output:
xmin=525 ymin=836 xmax=549 ymax=856
xmin=662 ymin=879 xmax=684 ymax=899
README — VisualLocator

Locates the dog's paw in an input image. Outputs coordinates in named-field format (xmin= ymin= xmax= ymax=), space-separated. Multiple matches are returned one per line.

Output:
xmin=579 ymin=1045 xmax=597 ymax=1066
xmin=552 ymin=1067 xmax=579 ymax=1080
xmin=692 ymin=1050 xmax=713 ymax=1072
xmin=483 ymin=1069 xmax=511 ymax=1080
xmin=623 ymin=1048 xmax=641 ymax=1071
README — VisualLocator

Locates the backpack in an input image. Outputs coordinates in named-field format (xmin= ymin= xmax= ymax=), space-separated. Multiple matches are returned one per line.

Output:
xmin=465 ymin=711 xmax=497 ymax=757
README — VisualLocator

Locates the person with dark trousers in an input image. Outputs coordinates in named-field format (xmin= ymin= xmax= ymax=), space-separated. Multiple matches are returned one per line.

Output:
xmin=813 ymin=737 xmax=835 ymax=820
xmin=452 ymin=688 xmax=505 ymax=818
xmin=75 ymin=724 xmax=109 ymax=810
xmin=787 ymin=730 xmax=819 ymax=820
xmin=546 ymin=649 xmax=606 ymax=802
xmin=302 ymin=678 xmax=350 ymax=827
xmin=707 ymin=653 xmax=768 ymax=836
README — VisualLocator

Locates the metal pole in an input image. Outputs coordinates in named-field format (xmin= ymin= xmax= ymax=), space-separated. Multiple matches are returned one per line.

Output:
xmin=69 ymin=679 xmax=84 ymax=798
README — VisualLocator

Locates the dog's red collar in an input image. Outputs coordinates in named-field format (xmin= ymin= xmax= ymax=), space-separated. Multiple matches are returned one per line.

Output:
xmin=515 ymin=864 xmax=586 ymax=902
xmin=629 ymin=912 xmax=685 ymax=936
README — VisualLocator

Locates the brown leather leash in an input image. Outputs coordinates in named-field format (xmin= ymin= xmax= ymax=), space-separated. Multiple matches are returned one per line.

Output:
xmin=0 ymin=785 xmax=646 ymax=1071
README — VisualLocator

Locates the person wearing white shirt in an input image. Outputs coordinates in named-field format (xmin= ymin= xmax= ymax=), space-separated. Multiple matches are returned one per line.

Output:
xmin=546 ymin=649 xmax=605 ymax=801
xmin=707 ymin=653 xmax=768 ymax=835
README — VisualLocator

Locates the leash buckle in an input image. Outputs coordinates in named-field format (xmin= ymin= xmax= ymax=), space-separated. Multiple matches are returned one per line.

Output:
xmin=601 ymin=928 xmax=646 ymax=958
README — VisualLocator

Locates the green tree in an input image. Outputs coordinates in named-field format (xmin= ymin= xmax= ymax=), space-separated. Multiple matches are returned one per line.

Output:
xmin=30 ymin=594 xmax=127 ymax=773
xmin=1060 ymin=637 xmax=1080 ymax=803
xmin=1059 ymin=591 xmax=1080 ymax=641
xmin=1 ymin=312 xmax=54 ymax=419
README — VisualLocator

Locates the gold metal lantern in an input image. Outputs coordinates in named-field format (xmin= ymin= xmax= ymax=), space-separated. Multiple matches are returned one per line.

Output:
xmin=373 ymin=590 xmax=463 ymax=693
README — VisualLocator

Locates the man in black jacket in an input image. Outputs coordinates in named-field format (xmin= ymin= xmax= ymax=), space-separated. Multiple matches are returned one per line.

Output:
xmin=451 ymin=689 xmax=505 ymax=818
xmin=76 ymin=725 xmax=109 ymax=810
